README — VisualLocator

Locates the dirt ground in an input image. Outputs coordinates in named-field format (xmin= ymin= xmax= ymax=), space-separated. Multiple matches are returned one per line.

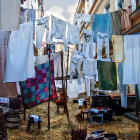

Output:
xmin=7 ymin=97 xmax=138 ymax=140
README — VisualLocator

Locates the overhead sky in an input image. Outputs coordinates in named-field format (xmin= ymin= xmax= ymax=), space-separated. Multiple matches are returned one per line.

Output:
xmin=43 ymin=0 xmax=79 ymax=24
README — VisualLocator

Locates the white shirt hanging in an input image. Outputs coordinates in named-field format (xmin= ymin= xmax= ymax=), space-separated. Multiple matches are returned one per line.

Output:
xmin=73 ymin=14 xmax=91 ymax=27
xmin=67 ymin=23 xmax=81 ymax=52
xmin=51 ymin=16 xmax=68 ymax=51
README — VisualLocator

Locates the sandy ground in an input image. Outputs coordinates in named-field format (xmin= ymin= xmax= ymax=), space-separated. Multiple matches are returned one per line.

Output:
xmin=7 ymin=98 xmax=138 ymax=140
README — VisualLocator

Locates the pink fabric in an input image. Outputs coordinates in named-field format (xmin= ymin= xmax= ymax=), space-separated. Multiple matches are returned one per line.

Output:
xmin=121 ymin=8 xmax=132 ymax=30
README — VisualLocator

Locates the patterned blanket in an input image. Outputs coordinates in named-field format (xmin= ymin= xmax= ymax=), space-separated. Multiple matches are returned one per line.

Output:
xmin=20 ymin=60 xmax=57 ymax=108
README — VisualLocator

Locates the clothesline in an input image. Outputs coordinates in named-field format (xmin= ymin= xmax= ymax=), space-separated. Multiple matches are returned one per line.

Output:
xmin=37 ymin=9 xmax=75 ymax=15
xmin=35 ymin=6 xmax=131 ymax=15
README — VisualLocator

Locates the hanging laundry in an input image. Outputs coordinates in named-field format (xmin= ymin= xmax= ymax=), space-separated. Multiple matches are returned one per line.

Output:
xmin=85 ymin=78 xmax=91 ymax=96
xmin=111 ymin=10 xmax=122 ymax=35
xmin=118 ymin=63 xmax=127 ymax=108
xmin=34 ymin=52 xmax=66 ymax=89
xmin=83 ymin=58 xmax=96 ymax=96
xmin=21 ymin=0 xmax=38 ymax=9
xmin=82 ymin=29 xmax=94 ymax=58
xmin=131 ymin=0 xmax=137 ymax=12
xmin=35 ymin=55 xmax=49 ymax=66
xmin=16 ymin=82 xmax=21 ymax=95
xmin=67 ymin=23 xmax=81 ymax=52
xmin=20 ymin=8 xmax=28 ymax=24
xmin=27 ymin=9 xmax=37 ymax=40
xmin=83 ymin=59 xmax=96 ymax=78
xmin=67 ymin=79 xmax=85 ymax=99
xmin=92 ymin=13 xmax=113 ymax=41
xmin=112 ymin=35 xmax=124 ymax=62
xmin=0 ymin=31 xmax=18 ymax=97
xmin=4 ymin=22 xmax=35 ymax=82
xmin=36 ymin=16 xmax=50 ymax=49
xmin=20 ymin=60 xmax=57 ymax=109
xmin=52 ymin=52 xmax=66 ymax=78
xmin=35 ymin=52 xmax=66 ymax=78
xmin=0 ymin=0 xmax=21 ymax=31
xmin=98 ymin=61 xmax=117 ymax=90
xmin=123 ymin=35 xmax=140 ymax=84
xmin=73 ymin=14 xmax=91 ymax=27
xmin=121 ymin=8 xmax=132 ymax=30
xmin=97 ymin=32 xmax=110 ymax=61
xmin=92 ymin=42 xmax=97 ymax=58
xmin=69 ymin=51 xmax=83 ymax=84
xmin=51 ymin=16 xmax=68 ymax=51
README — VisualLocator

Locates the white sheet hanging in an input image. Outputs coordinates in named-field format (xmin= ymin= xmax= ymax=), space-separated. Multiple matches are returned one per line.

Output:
xmin=123 ymin=34 xmax=140 ymax=84
xmin=67 ymin=79 xmax=86 ymax=99
xmin=4 ymin=22 xmax=35 ymax=82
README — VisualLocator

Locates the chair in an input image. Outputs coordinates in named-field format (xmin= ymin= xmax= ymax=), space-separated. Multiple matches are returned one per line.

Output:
xmin=85 ymin=97 xmax=91 ymax=107
xmin=81 ymin=110 xmax=89 ymax=121
xmin=56 ymin=93 xmax=69 ymax=113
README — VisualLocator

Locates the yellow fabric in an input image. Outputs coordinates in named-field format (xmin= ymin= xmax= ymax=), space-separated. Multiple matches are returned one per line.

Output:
xmin=112 ymin=35 xmax=124 ymax=62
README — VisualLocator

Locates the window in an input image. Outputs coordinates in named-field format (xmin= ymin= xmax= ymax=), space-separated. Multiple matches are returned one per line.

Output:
xmin=115 ymin=0 xmax=124 ymax=11
xmin=104 ymin=1 xmax=110 ymax=13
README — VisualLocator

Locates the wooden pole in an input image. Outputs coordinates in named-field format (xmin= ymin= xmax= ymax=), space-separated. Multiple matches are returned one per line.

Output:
xmin=48 ymin=44 xmax=51 ymax=130
xmin=61 ymin=51 xmax=70 ymax=123
xmin=66 ymin=46 xmax=69 ymax=92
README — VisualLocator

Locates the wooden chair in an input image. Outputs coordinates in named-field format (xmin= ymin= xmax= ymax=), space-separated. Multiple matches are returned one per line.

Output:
xmin=56 ymin=93 xmax=69 ymax=113
xmin=81 ymin=110 xmax=89 ymax=121
xmin=85 ymin=98 xmax=91 ymax=106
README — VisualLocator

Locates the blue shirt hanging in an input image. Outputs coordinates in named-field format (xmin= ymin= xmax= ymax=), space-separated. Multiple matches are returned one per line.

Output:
xmin=92 ymin=13 xmax=113 ymax=42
